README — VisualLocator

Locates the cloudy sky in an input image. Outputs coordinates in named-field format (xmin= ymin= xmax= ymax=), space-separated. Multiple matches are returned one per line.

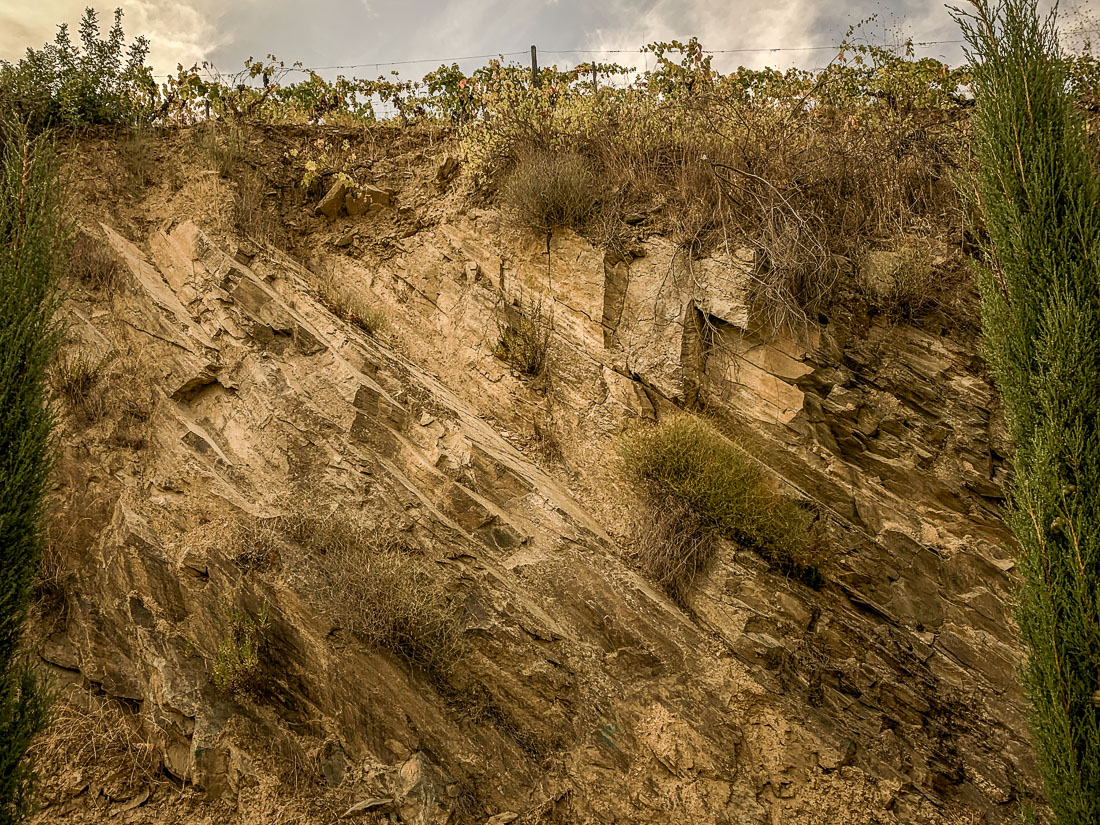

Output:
xmin=0 ymin=0 xmax=1094 ymax=80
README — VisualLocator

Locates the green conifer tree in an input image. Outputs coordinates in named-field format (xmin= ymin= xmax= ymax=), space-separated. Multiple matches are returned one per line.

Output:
xmin=958 ymin=1 xmax=1100 ymax=821
xmin=0 ymin=119 xmax=66 ymax=824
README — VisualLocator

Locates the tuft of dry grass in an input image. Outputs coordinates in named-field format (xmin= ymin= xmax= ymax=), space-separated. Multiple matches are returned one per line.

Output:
xmin=859 ymin=241 xmax=967 ymax=323
xmin=233 ymin=171 xmax=289 ymax=248
xmin=283 ymin=511 xmax=462 ymax=675
xmin=199 ymin=122 xmax=244 ymax=178
xmin=315 ymin=269 xmax=388 ymax=336
xmin=118 ymin=121 xmax=154 ymax=194
xmin=30 ymin=687 xmax=158 ymax=804
xmin=32 ymin=537 xmax=70 ymax=627
xmin=52 ymin=349 xmax=113 ymax=422
xmin=51 ymin=348 xmax=156 ymax=432
xmin=34 ymin=486 xmax=115 ymax=628
xmin=500 ymin=148 xmax=599 ymax=234
xmin=69 ymin=230 xmax=123 ymax=291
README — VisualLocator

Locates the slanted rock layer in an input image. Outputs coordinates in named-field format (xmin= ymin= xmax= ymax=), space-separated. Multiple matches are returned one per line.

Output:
xmin=34 ymin=130 xmax=1029 ymax=824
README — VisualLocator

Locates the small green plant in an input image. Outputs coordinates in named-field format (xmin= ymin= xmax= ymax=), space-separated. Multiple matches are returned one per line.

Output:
xmin=499 ymin=148 xmax=598 ymax=234
xmin=212 ymin=604 xmax=269 ymax=697
xmin=293 ymin=137 xmax=366 ymax=195
xmin=69 ymin=230 xmax=122 ymax=290
xmin=493 ymin=298 xmax=552 ymax=379
xmin=620 ymin=413 xmax=822 ymax=593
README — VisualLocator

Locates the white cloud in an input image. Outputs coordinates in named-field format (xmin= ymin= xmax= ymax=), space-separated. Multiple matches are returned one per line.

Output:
xmin=11 ymin=0 xmax=1072 ymax=83
xmin=580 ymin=0 xmax=971 ymax=72
xmin=0 ymin=0 xmax=76 ymax=61
xmin=0 ymin=0 xmax=233 ymax=73
xmin=118 ymin=0 xmax=223 ymax=72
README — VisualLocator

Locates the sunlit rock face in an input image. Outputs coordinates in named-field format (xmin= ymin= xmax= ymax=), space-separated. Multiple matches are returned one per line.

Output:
xmin=35 ymin=130 xmax=1029 ymax=825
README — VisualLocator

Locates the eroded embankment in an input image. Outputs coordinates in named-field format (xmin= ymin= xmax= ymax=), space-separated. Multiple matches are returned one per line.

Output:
xmin=30 ymin=126 xmax=1030 ymax=825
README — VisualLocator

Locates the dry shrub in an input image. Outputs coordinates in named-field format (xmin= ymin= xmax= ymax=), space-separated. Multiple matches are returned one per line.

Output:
xmin=199 ymin=121 xmax=244 ymax=177
xmin=859 ymin=241 xmax=967 ymax=323
xmin=493 ymin=298 xmax=552 ymax=379
xmin=233 ymin=171 xmax=288 ymax=247
xmin=285 ymin=512 xmax=461 ymax=675
xmin=597 ymin=142 xmax=729 ymax=251
xmin=561 ymin=128 xmax=846 ymax=334
xmin=230 ymin=517 xmax=283 ymax=572
xmin=742 ymin=196 xmax=840 ymax=335
xmin=69 ymin=230 xmax=122 ymax=290
xmin=30 ymin=687 xmax=158 ymax=804
xmin=633 ymin=499 xmax=716 ymax=605
xmin=500 ymin=148 xmax=598 ymax=234
xmin=620 ymin=413 xmax=823 ymax=589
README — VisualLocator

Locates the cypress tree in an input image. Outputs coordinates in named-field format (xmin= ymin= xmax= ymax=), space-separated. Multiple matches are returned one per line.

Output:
xmin=0 ymin=119 xmax=65 ymax=823
xmin=958 ymin=1 xmax=1100 ymax=821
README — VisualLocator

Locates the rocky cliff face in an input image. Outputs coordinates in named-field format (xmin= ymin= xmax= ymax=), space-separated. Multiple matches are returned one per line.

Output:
xmin=31 ymin=128 xmax=1032 ymax=825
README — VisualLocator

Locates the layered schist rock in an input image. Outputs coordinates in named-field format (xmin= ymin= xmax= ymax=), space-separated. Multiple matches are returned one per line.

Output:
xmin=385 ymin=213 xmax=1029 ymax=818
xmin=37 ymin=180 xmax=1029 ymax=824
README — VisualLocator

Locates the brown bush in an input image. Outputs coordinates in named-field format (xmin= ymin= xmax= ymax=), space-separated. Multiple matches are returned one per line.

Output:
xmin=69 ymin=230 xmax=123 ymax=290
xmin=230 ymin=518 xmax=283 ymax=572
xmin=480 ymin=88 xmax=965 ymax=335
xmin=632 ymin=498 xmax=716 ymax=606
xmin=493 ymin=298 xmax=552 ymax=379
xmin=500 ymin=148 xmax=598 ymax=234
xmin=279 ymin=512 xmax=462 ymax=675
